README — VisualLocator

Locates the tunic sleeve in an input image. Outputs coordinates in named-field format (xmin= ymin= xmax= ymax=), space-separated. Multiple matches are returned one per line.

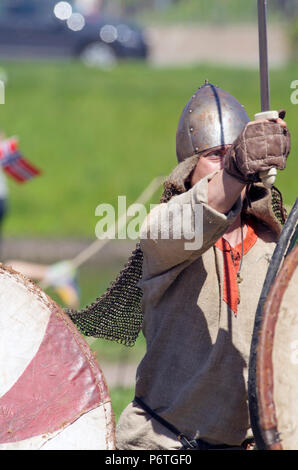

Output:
xmin=140 ymin=171 xmax=242 ymax=278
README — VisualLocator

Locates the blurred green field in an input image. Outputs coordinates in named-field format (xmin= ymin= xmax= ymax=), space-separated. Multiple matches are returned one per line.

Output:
xmin=1 ymin=60 xmax=297 ymax=238
xmin=137 ymin=0 xmax=270 ymax=25
xmin=110 ymin=387 xmax=134 ymax=423
xmin=134 ymin=0 xmax=293 ymax=25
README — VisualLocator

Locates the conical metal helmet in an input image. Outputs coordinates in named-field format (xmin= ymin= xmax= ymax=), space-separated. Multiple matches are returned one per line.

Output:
xmin=176 ymin=81 xmax=250 ymax=162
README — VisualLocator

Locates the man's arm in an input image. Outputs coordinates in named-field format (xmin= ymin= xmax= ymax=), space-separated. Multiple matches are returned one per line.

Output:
xmin=140 ymin=171 xmax=242 ymax=278
xmin=207 ymin=169 xmax=246 ymax=215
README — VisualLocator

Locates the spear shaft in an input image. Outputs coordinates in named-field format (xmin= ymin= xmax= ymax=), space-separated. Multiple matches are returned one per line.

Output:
xmin=257 ymin=0 xmax=271 ymax=112
xmin=255 ymin=0 xmax=278 ymax=188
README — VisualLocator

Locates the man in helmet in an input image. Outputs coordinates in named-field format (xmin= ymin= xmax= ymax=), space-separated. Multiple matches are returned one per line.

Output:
xmin=114 ymin=81 xmax=290 ymax=450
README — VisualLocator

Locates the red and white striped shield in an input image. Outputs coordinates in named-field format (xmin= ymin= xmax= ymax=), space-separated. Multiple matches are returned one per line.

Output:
xmin=0 ymin=264 xmax=115 ymax=450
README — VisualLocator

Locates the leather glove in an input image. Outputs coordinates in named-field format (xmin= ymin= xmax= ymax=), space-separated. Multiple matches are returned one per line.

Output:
xmin=224 ymin=111 xmax=291 ymax=184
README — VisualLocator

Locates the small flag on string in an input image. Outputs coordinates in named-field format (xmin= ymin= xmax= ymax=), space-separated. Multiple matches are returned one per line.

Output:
xmin=43 ymin=261 xmax=81 ymax=309
xmin=54 ymin=280 xmax=81 ymax=310
xmin=0 ymin=137 xmax=41 ymax=183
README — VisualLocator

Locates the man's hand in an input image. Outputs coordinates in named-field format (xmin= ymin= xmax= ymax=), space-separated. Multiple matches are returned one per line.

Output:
xmin=224 ymin=112 xmax=291 ymax=184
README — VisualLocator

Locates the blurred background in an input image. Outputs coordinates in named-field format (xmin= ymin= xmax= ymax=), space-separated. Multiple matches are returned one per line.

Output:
xmin=0 ymin=0 xmax=297 ymax=422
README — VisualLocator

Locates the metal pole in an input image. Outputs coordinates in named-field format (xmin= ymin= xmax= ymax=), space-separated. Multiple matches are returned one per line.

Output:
xmin=255 ymin=0 xmax=278 ymax=188
xmin=257 ymin=0 xmax=270 ymax=112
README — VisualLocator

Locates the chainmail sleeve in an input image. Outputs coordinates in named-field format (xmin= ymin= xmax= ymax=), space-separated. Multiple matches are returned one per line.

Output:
xmin=66 ymin=244 xmax=144 ymax=347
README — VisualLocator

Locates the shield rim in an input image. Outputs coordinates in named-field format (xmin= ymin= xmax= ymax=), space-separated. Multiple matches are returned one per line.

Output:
xmin=256 ymin=245 xmax=297 ymax=450
xmin=248 ymin=198 xmax=298 ymax=450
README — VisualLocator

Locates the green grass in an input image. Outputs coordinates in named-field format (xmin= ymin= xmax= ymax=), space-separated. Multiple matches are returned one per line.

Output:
xmin=110 ymin=387 xmax=135 ymax=423
xmin=1 ymin=59 xmax=297 ymax=239
xmin=90 ymin=333 xmax=146 ymax=364
xmin=136 ymin=0 xmax=289 ymax=25
xmin=138 ymin=0 xmax=257 ymax=25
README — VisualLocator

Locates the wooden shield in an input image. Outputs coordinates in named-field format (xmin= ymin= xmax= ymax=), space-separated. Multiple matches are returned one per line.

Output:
xmin=0 ymin=264 xmax=116 ymax=450
xmin=249 ymin=200 xmax=298 ymax=450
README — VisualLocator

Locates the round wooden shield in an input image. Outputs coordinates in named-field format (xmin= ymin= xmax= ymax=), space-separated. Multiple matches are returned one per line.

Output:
xmin=0 ymin=264 xmax=116 ymax=450
xmin=249 ymin=199 xmax=298 ymax=450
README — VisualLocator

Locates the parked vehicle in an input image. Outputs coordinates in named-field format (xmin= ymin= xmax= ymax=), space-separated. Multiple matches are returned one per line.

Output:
xmin=0 ymin=0 xmax=148 ymax=68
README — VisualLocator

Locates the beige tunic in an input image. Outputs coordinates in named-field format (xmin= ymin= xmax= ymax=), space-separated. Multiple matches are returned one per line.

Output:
xmin=116 ymin=172 xmax=276 ymax=450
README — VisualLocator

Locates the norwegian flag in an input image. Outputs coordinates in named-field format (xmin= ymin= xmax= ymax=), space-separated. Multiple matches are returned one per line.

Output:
xmin=0 ymin=137 xmax=41 ymax=183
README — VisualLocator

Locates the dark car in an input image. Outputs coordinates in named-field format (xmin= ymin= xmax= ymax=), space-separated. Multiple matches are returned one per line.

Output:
xmin=0 ymin=0 xmax=148 ymax=68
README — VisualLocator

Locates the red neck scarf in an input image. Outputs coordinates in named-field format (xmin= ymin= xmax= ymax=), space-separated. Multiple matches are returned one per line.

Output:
xmin=215 ymin=222 xmax=258 ymax=316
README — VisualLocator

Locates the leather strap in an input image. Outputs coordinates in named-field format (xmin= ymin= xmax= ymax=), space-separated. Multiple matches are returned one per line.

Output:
xmin=134 ymin=396 xmax=199 ymax=449
xmin=134 ymin=396 xmax=254 ymax=450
